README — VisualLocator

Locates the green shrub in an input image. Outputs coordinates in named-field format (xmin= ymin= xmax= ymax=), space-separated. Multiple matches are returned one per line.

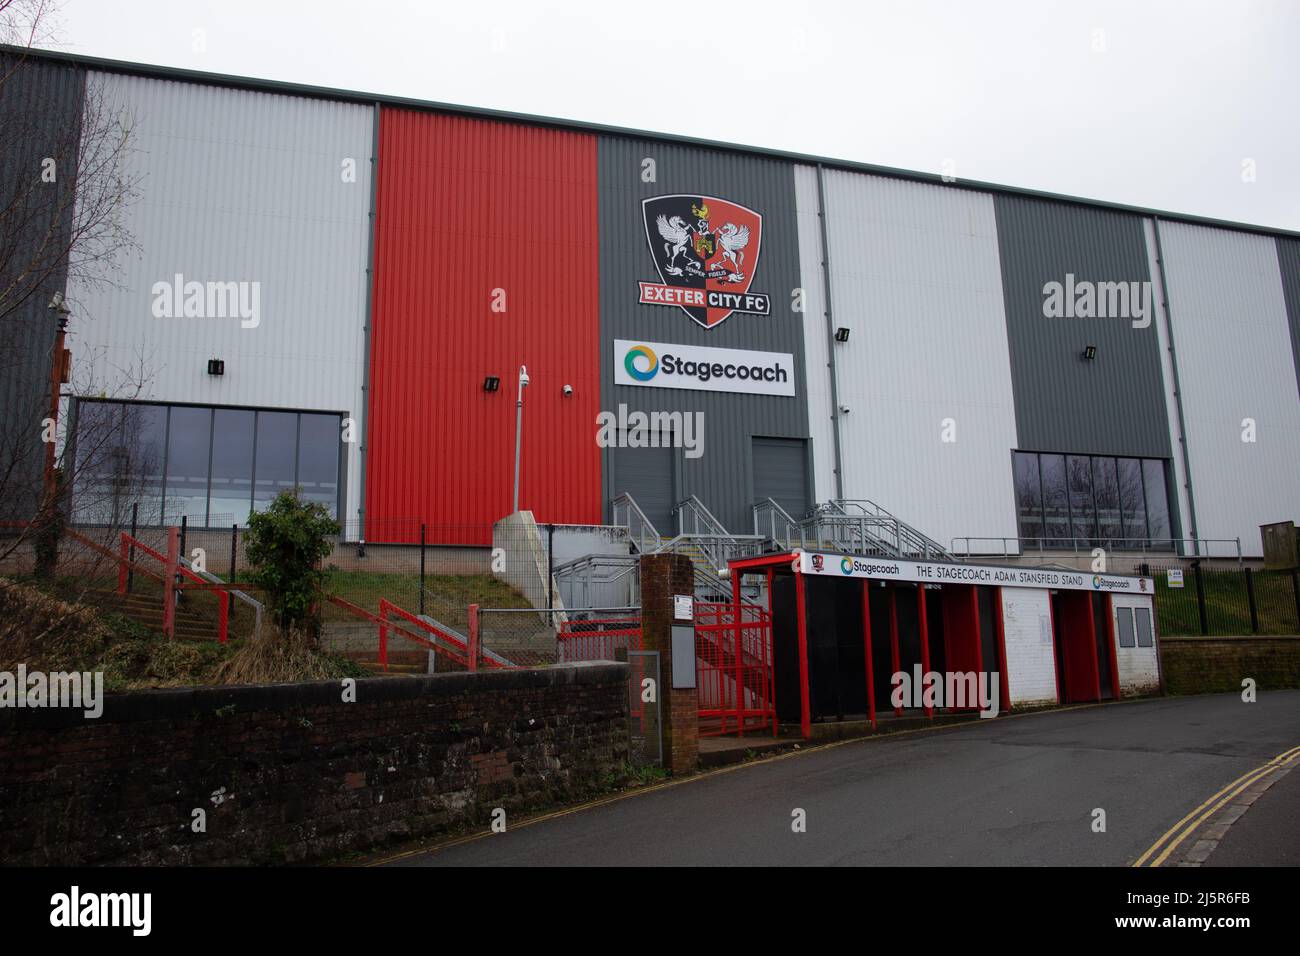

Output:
xmin=243 ymin=490 xmax=339 ymax=635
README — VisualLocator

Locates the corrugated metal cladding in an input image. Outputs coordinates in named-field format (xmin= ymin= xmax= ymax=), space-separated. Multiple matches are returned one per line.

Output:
xmin=807 ymin=168 xmax=1021 ymax=551
xmin=598 ymin=138 xmax=808 ymax=534
xmin=67 ymin=72 xmax=373 ymax=523
xmin=1157 ymin=222 xmax=1300 ymax=550
xmin=0 ymin=56 xmax=84 ymax=519
xmin=1277 ymin=237 xmax=1300 ymax=398
xmin=366 ymin=110 xmax=601 ymax=543
xmin=792 ymin=168 xmax=835 ymax=504
xmin=993 ymin=195 xmax=1171 ymax=458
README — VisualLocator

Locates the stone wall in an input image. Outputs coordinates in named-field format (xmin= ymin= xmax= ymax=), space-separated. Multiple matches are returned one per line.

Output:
xmin=0 ymin=663 xmax=627 ymax=865
xmin=1160 ymin=636 xmax=1300 ymax=695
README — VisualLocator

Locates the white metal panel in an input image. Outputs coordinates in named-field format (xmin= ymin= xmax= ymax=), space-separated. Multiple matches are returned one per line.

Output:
xmin=1000 ymin=587 xmax=1058 ymax=706
xmin=1110 ymin=594 xmax=1160 ymax=695
xmin=1143 ymin=218 xmax=1195 ymax=552
xmin=66 ymin=72 xmax=373 ymax=524
xmin=816 ymin=170 xmax=1020 ymax=551
xmin=1157 ymin=222 xmax=1300 ymax=554
xmin=794 ymin=165 xmax=836 ymax=505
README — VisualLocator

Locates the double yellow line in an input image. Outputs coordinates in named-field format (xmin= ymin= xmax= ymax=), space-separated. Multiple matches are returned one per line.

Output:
xmin=1133 ymin=744 xmax=1300 ymax=867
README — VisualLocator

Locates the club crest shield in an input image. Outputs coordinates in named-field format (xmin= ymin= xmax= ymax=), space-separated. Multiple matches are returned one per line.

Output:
xmin=638 ymin=194 xmax=770 ymax=329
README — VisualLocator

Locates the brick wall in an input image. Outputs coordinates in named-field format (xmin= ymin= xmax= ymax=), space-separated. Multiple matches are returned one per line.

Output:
xmin=0 ymin=662 xmax=627 ymax=865
xmin=1160 ymin=636 xmax=1300 ymax=695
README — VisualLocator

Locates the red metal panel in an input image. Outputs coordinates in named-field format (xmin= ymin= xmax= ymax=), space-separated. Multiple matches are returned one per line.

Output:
xmin=941 ymin=584 xmax=982 ymax=712
xmin=366 ymin=109 xmax=601 ymax=543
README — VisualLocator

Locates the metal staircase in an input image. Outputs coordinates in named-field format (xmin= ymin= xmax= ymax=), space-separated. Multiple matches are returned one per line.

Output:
xmin=753 ymin=497 xmax=952 ymax=561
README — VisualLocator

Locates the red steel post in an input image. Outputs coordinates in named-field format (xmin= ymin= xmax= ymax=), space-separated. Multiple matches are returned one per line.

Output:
xmin=162 ymin=526 xmax=178 ymax=640
xmin=468 ymin=603 xmax=480 ymax=672
xmin=794 ymin=568 xmax=811 ymax=739
xmin=862 ymin=579 xmax=875 ymax=728
xmin=917 ymin=584 xmax=933 ymax=718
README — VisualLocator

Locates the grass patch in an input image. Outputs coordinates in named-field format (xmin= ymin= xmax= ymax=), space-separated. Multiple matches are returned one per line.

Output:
xmin=321 ymin=569 xmax=534 ymax=631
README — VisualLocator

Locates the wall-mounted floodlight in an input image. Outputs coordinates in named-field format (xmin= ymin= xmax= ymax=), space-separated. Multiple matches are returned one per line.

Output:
xmin=834 ymin=327 xmax=850 ymax=343
xmin=207 ymin=359 xmax=225 ymax=376
xmin=483 ymin=376 xmax=500 ymax=392
xmin=1081 ymin=345 xmax=1097 ymax=361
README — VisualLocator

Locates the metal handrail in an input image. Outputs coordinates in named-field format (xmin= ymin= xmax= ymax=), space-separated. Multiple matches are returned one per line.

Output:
xmin=949 ymin=536 xmax=1244 ymax=567
xmin=753 ymin=497 xmax=804 ymax=548
xmin=179 ymin=552 xmax=264 ymax=640
xmin=674 ymin=495 xmax=730 ymax=537
xmin=611 ymin=493 xmax=661 ymax=554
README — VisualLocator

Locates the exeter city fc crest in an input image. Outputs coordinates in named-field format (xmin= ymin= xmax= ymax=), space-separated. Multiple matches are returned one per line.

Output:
xmin=638 ymin=194 xmax=770 ymax=330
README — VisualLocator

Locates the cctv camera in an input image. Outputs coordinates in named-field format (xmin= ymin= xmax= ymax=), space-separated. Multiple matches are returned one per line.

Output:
xmin=839 ymin=405 xmax=851 ymax=415
xmin=562 ymin=384 xmax=574 ymax=396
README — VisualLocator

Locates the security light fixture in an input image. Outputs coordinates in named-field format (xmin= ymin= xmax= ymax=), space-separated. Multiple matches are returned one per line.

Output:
xmin=834 ymin=327 xmax=850 ymax=343
xmin=1081 ymin=345 xmax=1098 ymax=361
xmin=513 ymin=364 xmax=530 ymax=513
xmin=207 ymin=358 xmax=225 ymax=376
xmin=562 ymin=384 xmax=574 ymax=397
xmin=483 ymin=376 xmax=500 ymax=392
xmin=48 ymin=291 xmax=71 ymax=331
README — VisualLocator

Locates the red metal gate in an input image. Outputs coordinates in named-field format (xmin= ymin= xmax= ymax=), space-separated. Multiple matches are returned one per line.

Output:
xmin=694 ymin=602 xmax=776 ymax=737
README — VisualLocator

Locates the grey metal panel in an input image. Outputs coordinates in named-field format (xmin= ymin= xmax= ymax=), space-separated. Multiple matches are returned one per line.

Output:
xmin=994 ymin=194 xmax=1172 ymax=458
xmin=752 ymin=437 xmax=809 ymax=519
xmin=0 ymin=55 xmax=85 ymax=519
xmin=598 ymin=138 xmax=809 ymax=533
xmin=1277 ymin=237 xmax=1300 ymax=399
xmin=609 ymin=443 xmax=675 ymax=534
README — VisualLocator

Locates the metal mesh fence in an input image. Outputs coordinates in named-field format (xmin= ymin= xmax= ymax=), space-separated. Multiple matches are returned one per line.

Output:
xmin=1135 ymin=562 xmax=1300 ymax=636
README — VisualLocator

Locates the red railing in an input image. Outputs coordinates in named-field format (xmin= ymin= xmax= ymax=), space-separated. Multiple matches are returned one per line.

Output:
xmin=556 ymin=617 xmax=643 ymax=663
xmin=380 ymin=597 xmax=504 ymax=672
xmin=694 ymin=602 xmax=776 ymax=737
xmin=59 ymin=526 xmax=231 ymax=643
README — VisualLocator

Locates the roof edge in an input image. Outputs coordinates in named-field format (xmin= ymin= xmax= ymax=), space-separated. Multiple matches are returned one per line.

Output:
xmin=6 ymin=43 xmax=1298 ymax=240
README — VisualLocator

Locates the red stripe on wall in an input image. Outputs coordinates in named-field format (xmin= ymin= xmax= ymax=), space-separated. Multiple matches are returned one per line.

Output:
xmin=366 ymin=110 xmax=602 ymax=543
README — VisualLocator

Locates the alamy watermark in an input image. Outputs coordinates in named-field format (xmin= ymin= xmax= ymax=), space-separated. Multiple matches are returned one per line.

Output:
xmin=1042 ymin=274 xmax=1151 ymax=328
xmin=0 ymin=666 xmax=104 ymax=719
xmin=595 ymin=404 xmax=704 ymax=459
xmin=890 ymin=666 xmax=1000 ymax=718
xmin=151 ymin=273 xmax=260 ymax=328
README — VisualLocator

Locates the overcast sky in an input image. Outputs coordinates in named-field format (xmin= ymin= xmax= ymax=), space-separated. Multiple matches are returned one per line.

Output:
xmin=47 ymin=0 xmax=1300 ymax=231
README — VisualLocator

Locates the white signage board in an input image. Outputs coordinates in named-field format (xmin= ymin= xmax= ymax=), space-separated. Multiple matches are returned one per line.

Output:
xmin=796 ymin=551 xmax=1154 ymax=595
xmin=614 ymin=339 xmax=795 ymax=397
xmin=1166 ymin=569 xmax=1184 ymax=589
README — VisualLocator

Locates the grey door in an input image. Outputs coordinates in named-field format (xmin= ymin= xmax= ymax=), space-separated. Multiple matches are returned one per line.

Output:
xmin=752 ymin=437 xmax=809 ymax=519
xmin=610 ymin=442 xmax=675 ymax=534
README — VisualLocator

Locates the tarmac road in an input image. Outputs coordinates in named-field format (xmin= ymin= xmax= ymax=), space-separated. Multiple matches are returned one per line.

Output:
xmin=382 ymin=690 xmax=1300 ymax=867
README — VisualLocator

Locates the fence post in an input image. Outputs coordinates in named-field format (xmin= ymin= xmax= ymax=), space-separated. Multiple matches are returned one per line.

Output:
xmin=419 ymin=523 xmax=426 ymax=617
xmin=178 ymin=515 xmax=187 ymax=609
xmin=547 ymin=523 xmax=555 ymax=611
xmin=117 ymin=534 xmax=128 ymax=594
xmin=1194 ymin=562 xmax=1208 ymax=636
xmin=229 ymin=524 xmax=238 ymax=583
xmin=1292 ymin=570 xmax=1300 ymax=634
xmin=127 ymin=502 xmax=138 ymax=594
xmin=473 ymin=606 xmax=483 ymax=671
xmin=162 ymin=525 xmax=179 ymax=640
xmin=1244 ymin=567 xmax=1259 ymax=634
xmin=378 ymin=599 xmax=389 ymax=672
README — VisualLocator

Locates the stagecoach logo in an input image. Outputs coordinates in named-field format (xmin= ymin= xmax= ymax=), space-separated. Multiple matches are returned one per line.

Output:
xmin=638 ymin=194 xmax=770 ymax=329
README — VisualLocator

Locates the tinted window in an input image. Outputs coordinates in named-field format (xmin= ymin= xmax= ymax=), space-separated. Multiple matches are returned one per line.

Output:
xmin=209 ymin=408 xmax=255 ymax=526
xmin=164 ymin=407 xmax=212 ymax=525
xmin=1040 ymin=454 xmax=1069 ymax=547
xmin=1117 ymin=457 xmax=1147 ymax=546
xmin=1013 ymin=452 xmax=1043 ymax=544
xmin=1093 ymin=457 xmax=1121 ymax=543
xmin=1067 ymin=455 xmax=1096 ymax=543
xmin=253 ymin=411 xmax=298 ymax=512
xmin=297 ymin=413 xmax=340 ymax=518
xmin=73 ymin=402 xmax=167 ymax=525
xmin=1143 ymin=459 xmax=1172 ymax=547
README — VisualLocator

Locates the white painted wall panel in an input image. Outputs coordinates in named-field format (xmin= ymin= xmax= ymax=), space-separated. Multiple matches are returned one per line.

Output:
xmin=794 ymin=166 xmax=836 ymax=504
xmin=1110 ymin=593 xmax=1160 ymax=695
xmin=1000 ymin=587 xmax=1058 ymax=706
xmin=1156 ymin=222 xmax=1300 ymax=554
xmin=811 ymin=170 xmax=1020 ymax=552
xmin=67 ymin=72 xmax=373 ymax=524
